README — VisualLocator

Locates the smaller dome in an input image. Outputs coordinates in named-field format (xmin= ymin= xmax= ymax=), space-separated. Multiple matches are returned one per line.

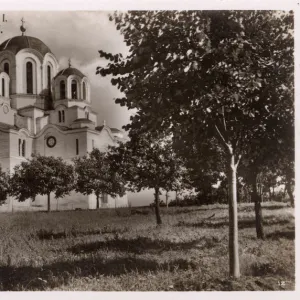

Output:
xmin=55 ymin=67 xmax=86 ymax=79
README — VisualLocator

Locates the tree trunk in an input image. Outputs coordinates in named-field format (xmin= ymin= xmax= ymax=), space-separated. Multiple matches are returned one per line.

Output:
xmin=175 ymin=190 xmax=178 ymax=206
xmin=154 ymin=187 xmax=162 ymax=225
xmin=251 ymin=174 xmax=265 ymax=240
xmin=165 ymin=191 xmax=169 ymax=208
xmin=286 ymin=179 xmax=294 ymax=208
xmin=96 ymin=194 xmax=100 ymax=209
xmin=47 ymin=193 xmax=51 ymax=212
xmin=228 ymin=154 xmax=240 ymax=278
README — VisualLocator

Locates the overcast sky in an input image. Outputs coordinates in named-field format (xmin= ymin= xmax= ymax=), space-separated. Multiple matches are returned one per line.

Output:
xmin=1 ymin=11 xmax=132 ymax=130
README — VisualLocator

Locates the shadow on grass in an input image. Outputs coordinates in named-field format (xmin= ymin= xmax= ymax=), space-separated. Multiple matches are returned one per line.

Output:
xmin=170 ymin=207 xmax=227 ymax=215
xmin=266 ymin=229 xmax=295 ymax=240
xmin=261 ymin=204 xmax=290 ymax=210
xmin=68 ymin=236 xmax=202 ymax=255
xmin=177 ymin=217 xmax=291 ymax=229
xmin=0 ymin=256 xmax=197 ymax=291
xmin=171 ymin=203 xmax=290 ymax=215
xmin=36 ymin=226 xmax=128 ymax=240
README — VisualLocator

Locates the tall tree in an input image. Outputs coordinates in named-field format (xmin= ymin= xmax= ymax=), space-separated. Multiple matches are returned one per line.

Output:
xmin=9 ymin=155 xmax=75 ymax=212
xmin=0 ymin=166 xmax=9 ymax=205
xmin=73 ymin=148 xmax=126 ymax=209
xmin=97 ymin=11 xmax=293 ymax=278
xmin=109 ymin=135 xmax=185 ymax=225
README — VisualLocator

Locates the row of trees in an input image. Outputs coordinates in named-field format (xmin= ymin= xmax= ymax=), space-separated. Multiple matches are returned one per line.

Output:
xmin=0 ymin=137 xmax=189 ymax=217
xmin=96 ymin=10 xmax=294 ymax=278
xmin=0 ymin=150 xmax=126 ymax=212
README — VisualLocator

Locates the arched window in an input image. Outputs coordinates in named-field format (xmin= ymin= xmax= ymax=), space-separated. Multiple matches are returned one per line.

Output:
xmin=18 ymin=139 xmax=22 ymax=156
xmin=4 ymin=63 xmax=9 ymax=75
xmin=76 ymin=139 xmax=79 ymax=155
xmin=83 ymin=82 xmax=86 ymax=100
xmin=62 ymin=111 xmax=65 ymax=122
xmin=22 ymin=140 xmax=26 ymax=157
xmin=1 ymin=78 xmax=4 ymax=96
xmin=60 ymin=81 xmax=66 ymax=99
xmin=47 ymin=65 xmax=51 ymax=90
xmin=71 ymin=80 xmax=77 ymax=99
xmin=58 ymin=111 xmax=62 ymax=123
xmin=26 ymin=62 xmax=33 ymax=94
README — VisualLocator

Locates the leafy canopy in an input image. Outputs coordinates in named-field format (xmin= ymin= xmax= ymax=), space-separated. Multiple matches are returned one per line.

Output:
xmin=109 ymin=134 xmax=187 ymax=193
xmin=73 ymin=148 xmax=126 ymax=198
xmin=98 ymin=11 xmax=293 ymax=163
xmin=0 ymin=166 xmax=9 ymax=205
xmin=9 ymin=155 xmax=75 ymax=201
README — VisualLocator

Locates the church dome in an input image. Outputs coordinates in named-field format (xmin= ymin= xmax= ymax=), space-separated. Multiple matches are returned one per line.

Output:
xmin=0 ymin=36 xmax=52 ymax=56
xmin=55 ymin=67 xmax=86 ymax=79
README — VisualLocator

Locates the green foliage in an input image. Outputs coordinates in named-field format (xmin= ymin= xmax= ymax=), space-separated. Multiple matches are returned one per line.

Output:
xmin=98 ymin=9 xmax=294 ymax=201
xmin=98 ymin=11 xmax=293 ymax=156
xmin=9 ymin=155 xmax=75 ymax=202
xmin=73 ymin=148 xmax=126 ymax=198
xmin=0 ymin=166 xmax=9 ymax=204
xmin=109 ymin=135 xmax=187 ymax=193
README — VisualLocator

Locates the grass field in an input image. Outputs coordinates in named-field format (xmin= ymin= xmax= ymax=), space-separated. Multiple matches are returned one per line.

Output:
xmin=0 ymin=202 xmax=295 ymax=291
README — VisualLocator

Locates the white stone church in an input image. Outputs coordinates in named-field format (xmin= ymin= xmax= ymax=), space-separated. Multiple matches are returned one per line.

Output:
xmin=0 ymin=24 xmax=128 ymax=211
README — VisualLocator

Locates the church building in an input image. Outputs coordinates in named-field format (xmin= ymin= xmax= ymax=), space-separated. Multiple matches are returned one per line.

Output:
xmin=0 ymin=21 xmax=128 ymax=211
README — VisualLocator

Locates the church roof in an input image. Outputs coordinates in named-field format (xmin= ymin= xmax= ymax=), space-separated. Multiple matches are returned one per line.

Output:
xmin=95 ymin=125 xmax=104 ymax=132
xmin=95 ymin=126 xmax=122 ymax=134
xmin=55 ymin=67 xmax=86 ymax=79
xmin=73 ymin=118 xmax=94 ymax=123
xmin=0 ymin=36 xmax=52 ymax=56
xmin=18 ymin=105 xmax=44 ymax=112
xmin=110 ymin=127 xmax=122 ymax=133
xmin=0 ymin=122 xmax=19 ymax=130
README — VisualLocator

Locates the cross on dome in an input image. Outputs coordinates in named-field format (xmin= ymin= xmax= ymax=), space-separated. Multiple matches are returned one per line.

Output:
xmin=20 ymin=17 xmax=26 ymax=36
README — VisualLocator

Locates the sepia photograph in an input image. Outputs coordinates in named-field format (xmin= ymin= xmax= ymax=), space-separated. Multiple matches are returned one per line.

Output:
xmin=0 ymin=1 xmax=296 ymax=293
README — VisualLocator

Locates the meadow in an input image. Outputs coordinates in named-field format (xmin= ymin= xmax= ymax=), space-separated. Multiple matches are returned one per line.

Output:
xmin=0 ymin=202 xmax=295 ymax=291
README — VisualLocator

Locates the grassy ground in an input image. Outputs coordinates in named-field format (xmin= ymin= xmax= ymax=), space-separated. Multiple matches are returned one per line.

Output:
xmin=0 ymin=202 xmax=295 ymax=291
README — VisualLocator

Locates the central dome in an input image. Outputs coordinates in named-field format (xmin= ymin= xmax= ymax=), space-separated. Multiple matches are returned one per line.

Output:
xmin=0 ymin=36 xmax=52 ymax=56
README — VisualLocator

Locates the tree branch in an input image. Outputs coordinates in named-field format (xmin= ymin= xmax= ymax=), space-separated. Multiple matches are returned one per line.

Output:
xmin=215 ymin=124 xmax=230 ymax=151
xmin=222 ymin=106 xmax=227 ymax=133
xmin=235 ymin=154 xmax=242 ymax=168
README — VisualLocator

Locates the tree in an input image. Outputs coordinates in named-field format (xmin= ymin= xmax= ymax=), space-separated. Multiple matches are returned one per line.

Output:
xmin=73 ymin=148 xmax=126 ymax=209
xmin=0 ymin=166 xmax=9 ymax=205
xmin=9 ymin=155 xmax=75 ymax=212
xmin=109 ymin=134 xmax=186 ymax=225
xmin=97 ymin=11 xmax=293 ymax=278
xmin=274 ymin=118 xmax=294 ymax=207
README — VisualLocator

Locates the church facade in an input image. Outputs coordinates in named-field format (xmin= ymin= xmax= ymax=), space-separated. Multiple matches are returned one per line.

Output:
xmin=0 ymin=27 xmax=128 ymax=211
